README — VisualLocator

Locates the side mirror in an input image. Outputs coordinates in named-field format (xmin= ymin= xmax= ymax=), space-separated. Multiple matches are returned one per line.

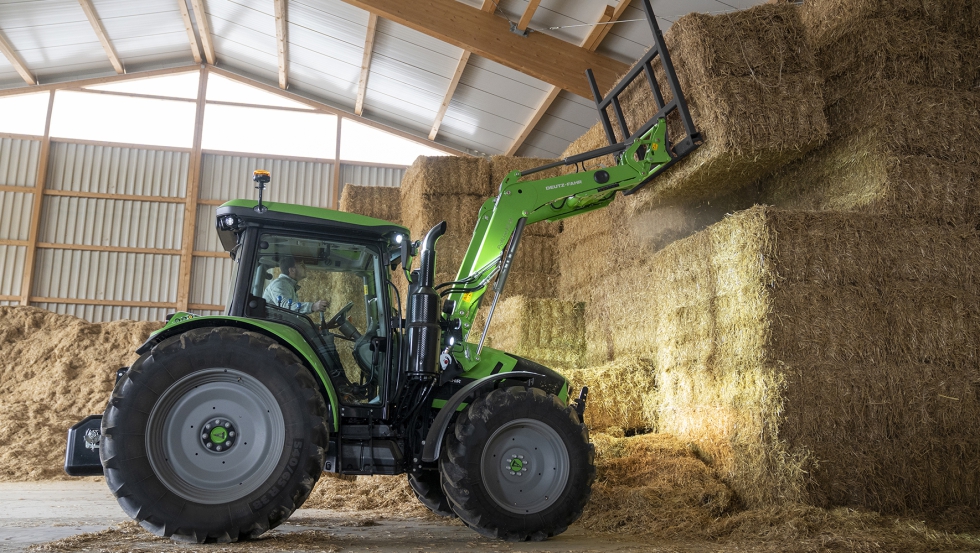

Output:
xmin=246 ymin=295 xmax=267 ymax=318
xmin=400 ymin=239 xmax=411 ymax=270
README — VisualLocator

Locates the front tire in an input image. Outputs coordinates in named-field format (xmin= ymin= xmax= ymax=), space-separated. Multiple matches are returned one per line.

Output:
xmin=408 ymin=470 xmax=455 ymax=517
xmin=439 ymin=386 xmax=595 ymax=541
xmin=101 ymin=327 xmax=329 ymax=543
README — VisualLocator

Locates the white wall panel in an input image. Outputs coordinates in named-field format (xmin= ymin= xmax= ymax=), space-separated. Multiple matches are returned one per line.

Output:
xmin=33 ymin=249 xmax=179 ymax=303
xmin=200 ymin=154 xmax=334 ymax=207
xmin=47 ymin=141 xmax=189 ymax=197
xmin=189 ymin=256 xmax=236 ymax=307
xmin=0 ymin=137 xmax=41 ymax=186
xmin=39 ymin=197 xmax=184 ymax=249
xmin=0 ymin=191 xmax=34 ymax=241
xmin=0 ymin=245 xmax=26 ymax=296
xmin=340 ymin=164 xmax=404 ymax=188
xmin=31 ymin=302 xmax=170 ymax=323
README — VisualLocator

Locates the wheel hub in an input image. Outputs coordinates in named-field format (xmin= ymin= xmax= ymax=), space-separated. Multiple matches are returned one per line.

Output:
xmin=481 ymin=418 xmax=570 ymax=514
xmin=201 ymin=418 xmax=237 ymax=452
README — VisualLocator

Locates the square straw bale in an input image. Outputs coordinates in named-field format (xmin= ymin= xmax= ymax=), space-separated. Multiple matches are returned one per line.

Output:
xmin=400 ymin=156 xmax=493 ymax=198
xmin=801 ymin=0 xmax=979 ymax=39
xmin=339 ymin=184 xmax=401 ymax=224
xmin=401 ymin=193 xmax=487 ymax=240
xmin=566 ymin=358 xmax=658 ymax=433
xmin=591 ymin=206 xmax=980 ymax=511
xmin=489 ymin=155 xmax=563 ymax=237
xmin=482 ymin=296 xmax=585 ymax=371
xmin=806 ymin=17 xmax=974 ymax=103
xmin=759 ymin=131 xmax=980 ymax=225
xmin=825 ymin=83 xmax=980 ymax=165
xmin=556 ymin=208 xmax=612 ymax=302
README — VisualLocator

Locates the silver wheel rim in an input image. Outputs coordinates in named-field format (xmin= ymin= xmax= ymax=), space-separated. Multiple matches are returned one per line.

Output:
xmin=146 ymin=368 xmax=285 ymax=504
xmin=481 ymin=418 xmax=569 ymax=514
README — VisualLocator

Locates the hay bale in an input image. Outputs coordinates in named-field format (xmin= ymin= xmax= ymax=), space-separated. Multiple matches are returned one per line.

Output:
xmin=566 ymin=358 xmax=658 ymax=432
xmin=488 ymin=155 xmax=563 ymax=237
xmin=480 ymin=296 xmax=585 ymax=371
xmin=759 ymin=130 xmax=980 ymax=225
xmin=801 ymin=0 xmax=980 ymax=39
xmin=400 ymin=156 xmax=493 ymax=197
xmin=806 ymin=17 xmax=976 ymax=103
xmin=591 ymin=207 xmax=980 ymax=512
xmin=563 ymin=3 xmax=827 ymax=208
xmin=339 ymin=184 xmax=401 ymax=224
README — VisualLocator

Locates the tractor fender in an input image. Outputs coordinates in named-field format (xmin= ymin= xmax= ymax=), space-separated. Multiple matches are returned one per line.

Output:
xmin=421 ymin=370 xmax=543 ymax=463
xmin=134 ymin=314 xmax=340 ymax=431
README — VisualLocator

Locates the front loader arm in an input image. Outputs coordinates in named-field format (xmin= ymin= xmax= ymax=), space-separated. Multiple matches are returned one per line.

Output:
xmin=443 ymin=120 xmax=674 ymax=340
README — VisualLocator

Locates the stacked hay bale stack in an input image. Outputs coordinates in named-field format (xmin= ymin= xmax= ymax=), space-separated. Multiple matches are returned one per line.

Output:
xmin=338 ymin=184 xmax=402 ymax=224
xmin=758 ymin=0 xmax=980 ymax=221
xmin=554 ymin=0 xmax=980 ymax=514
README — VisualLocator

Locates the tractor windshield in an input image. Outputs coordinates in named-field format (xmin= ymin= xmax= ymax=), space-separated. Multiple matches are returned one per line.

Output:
xmin=249 ymin=232 xmax=388 ymax=405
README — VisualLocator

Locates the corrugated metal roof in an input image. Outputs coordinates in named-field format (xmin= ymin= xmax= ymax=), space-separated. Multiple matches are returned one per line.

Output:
xmin=0 ymin=245 xmax=26 ymax=297
xmin=32 ymin=249 xmax=180 ymax=303
xmin=0 ymin=0 xmax=767 ymax=158
xmin=38 ymin=196 xmax=185 ymax=249
xmin=48 ymin=141 xmax=189 ymax=197
xmin=0 ymin=137 xmax=41 ymax=186
xmin=0 ymin=191 xmax=35 ymax=241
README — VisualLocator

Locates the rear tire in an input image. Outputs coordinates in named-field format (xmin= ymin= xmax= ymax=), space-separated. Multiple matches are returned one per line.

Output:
xmin=101 ymin=327 xmax=329 ymax=543
xmin=408 ymin=470 xmax=455 ymax=517
xmin=439 ymin=386 xmax=595 ymax=541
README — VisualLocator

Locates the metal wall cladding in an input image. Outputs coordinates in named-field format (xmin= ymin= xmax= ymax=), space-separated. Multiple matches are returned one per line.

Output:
xmin=31 ymin=302 xmax=171 ymax=323
xmin=0 ymin=245 xmax=25 ymax=296
xmin=200 ymin=154 xmax=334 ymax=207
xmin=0 ymin=137 xmax=41 ymax=186
xmin=39 ymin=197 xmax=184 ymax=249
xmin=0 ymin=191 xmax=35 ymax=241
xmin=48 ymin=141 xmax=189 ymax=197
xmin=340 ymin=163 xmax=404 ymax=191
xmin=195 ymin=205 xmax=223 ymax=252
xmin=189 ymin=256 xmax=236 ymax=307
xmin=33 ymin=249 xmax=179 ymax=303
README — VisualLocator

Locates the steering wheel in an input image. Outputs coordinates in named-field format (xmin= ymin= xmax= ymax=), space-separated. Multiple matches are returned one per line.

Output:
xmin=325 ymin=301 xmax=354 ymax=330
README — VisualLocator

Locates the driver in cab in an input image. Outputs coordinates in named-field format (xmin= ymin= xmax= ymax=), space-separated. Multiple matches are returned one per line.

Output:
xmin=263 ymin=256 xmax=329 ymax=314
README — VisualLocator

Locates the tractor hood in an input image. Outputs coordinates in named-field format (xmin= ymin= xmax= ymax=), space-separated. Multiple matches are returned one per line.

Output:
xmin=215 ymin=199 xmax=409 ymax=253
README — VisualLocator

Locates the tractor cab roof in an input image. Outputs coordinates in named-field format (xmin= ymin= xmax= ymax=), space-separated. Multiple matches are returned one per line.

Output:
xmin=215 ymin=199 xmax=409 ymax=254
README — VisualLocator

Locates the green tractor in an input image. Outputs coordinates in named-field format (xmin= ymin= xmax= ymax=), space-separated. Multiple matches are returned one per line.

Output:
xmin=63 ymin=0 xmax=701 ymax=543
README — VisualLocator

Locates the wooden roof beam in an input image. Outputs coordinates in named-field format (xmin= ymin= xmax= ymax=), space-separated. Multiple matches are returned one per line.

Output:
xmin=340 ymin=0 xmax=627 ymax=99
xmin=429 ymin=50 xmax=470 ymax=140
xmin=516 ymin=0 xmax=541 ymax=32
xmin=0 ymin=64 xmax=201 ymax=98
xmin=506 ymin=1 xmax=629 ymax=156
xmin=77 ymin=0 xmax=124 ymax=74
xmin=275 ymin=0 xmax=288 ymax=89
xmin=176 ymin=0 xmax=202 ymax=63
xmin=354 ymin=13 xmax=378 ymax=116
xmin=190 ymin=0 xmax=216 ymax=65
xmin=0 ymin=30 xmax=35 ymax=85
xmin=481 ymin=0 xmax=494 ymax=13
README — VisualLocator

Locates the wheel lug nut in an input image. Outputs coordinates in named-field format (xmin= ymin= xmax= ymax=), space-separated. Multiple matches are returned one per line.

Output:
xmin=215 ymin=446 xmax=222 ymax=451
xmin=206 ymin=443 xmax=213 ymax=448
xmin=224 ymin=423 xmax=230 ymax=428
xmin=510 ymin=471 xmax=515 ymax=475
xmin=228 ymin=431 xmax=235 ymax=437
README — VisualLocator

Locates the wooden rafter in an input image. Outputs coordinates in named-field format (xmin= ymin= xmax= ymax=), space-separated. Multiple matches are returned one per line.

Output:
xmin=332 ymin=116 xmax=343 ymax=208
xmin=354 ymin=13 xmax=378 ymax=116
xmin=506 ymin=1 xmax=629 ymax=156
xmin=275 ymin=0 xmax=288 ymax=89
xmin=78 ymin=0 xmax=124 ymax=74
xmin=429 ymin=50 xmax=470 ymax=141
xmin=177 ymin=0 xmax=202 ymax=63
xmin=481 ymin=0 xmax=494 ymax=13
xmin=340 ymin=0 xmax=627 ymax=99
xmin=0 ymin=31 xmax=35 ymax=85
xmin=516 ymin=0 xmax=541 ymax=32
xmin=190 ymin=0 xmax=216 ymax=65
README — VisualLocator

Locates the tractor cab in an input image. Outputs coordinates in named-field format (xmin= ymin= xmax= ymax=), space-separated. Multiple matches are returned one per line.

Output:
xmin=214 ymin=198 xmax=408 ymax=407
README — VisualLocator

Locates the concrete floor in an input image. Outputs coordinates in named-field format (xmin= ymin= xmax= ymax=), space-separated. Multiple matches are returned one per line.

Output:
xmin=0 ymin=481 xmax=707 ymax=553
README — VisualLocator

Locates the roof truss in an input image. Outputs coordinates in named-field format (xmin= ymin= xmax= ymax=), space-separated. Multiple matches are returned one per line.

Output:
xmin=0 ymin=30 xmax=34 ymax=85
xmin=77 ymin=0 xmax=124 ymax=74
